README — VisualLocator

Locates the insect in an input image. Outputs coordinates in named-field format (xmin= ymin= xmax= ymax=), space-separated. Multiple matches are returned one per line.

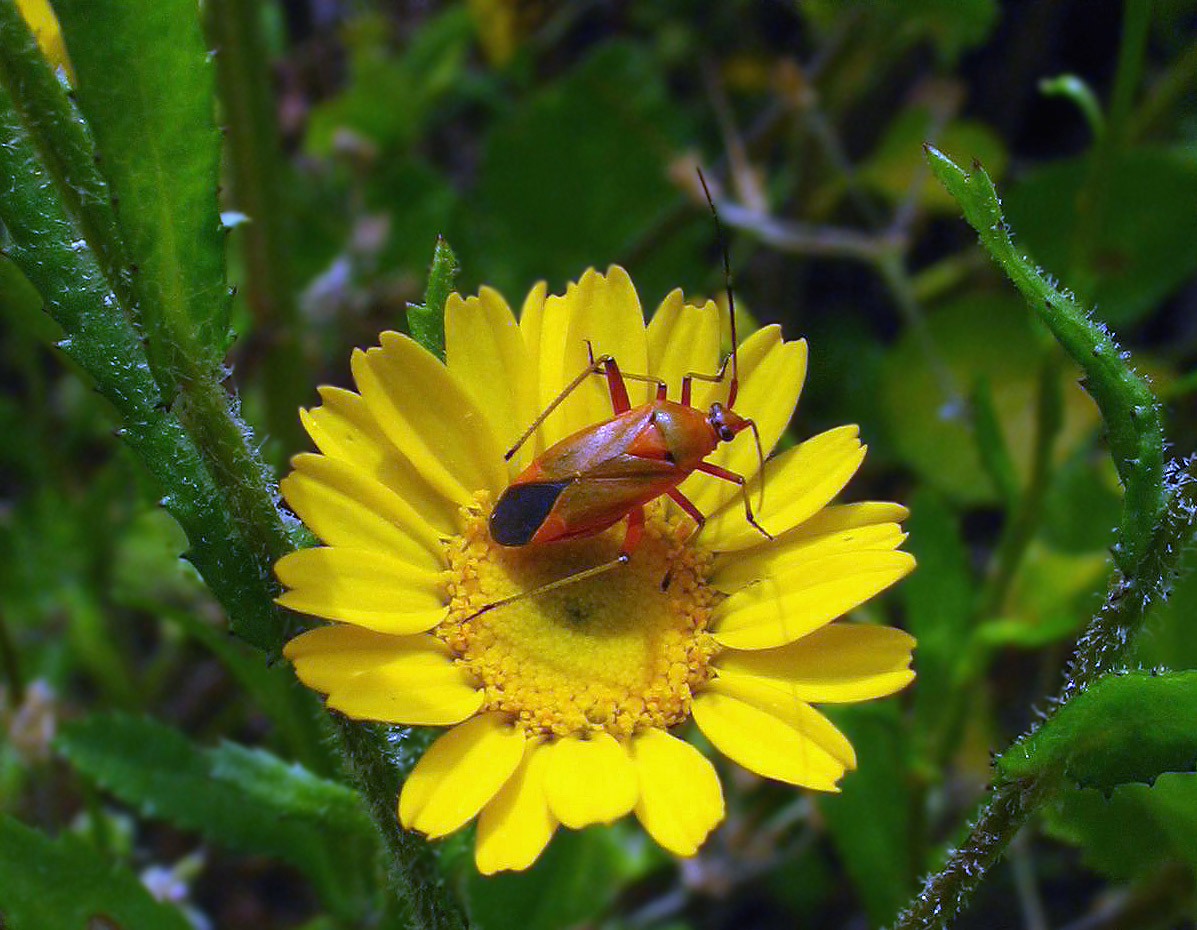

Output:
xmin=480 ymin=170 xmax=772 ymax=617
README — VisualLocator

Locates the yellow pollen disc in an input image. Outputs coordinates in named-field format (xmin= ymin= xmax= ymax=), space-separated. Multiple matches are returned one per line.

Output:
xmin=440 ymin=493 xmax=719 ymax=740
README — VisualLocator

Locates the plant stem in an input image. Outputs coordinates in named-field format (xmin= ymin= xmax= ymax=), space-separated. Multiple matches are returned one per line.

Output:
xmin=892 ymin=460 xmax=1197 ymax=930
xmin=979 ymin=353 xmax=1064 ymax=618
xmin=894 ymin=143 xmax=1181 ymax=930
xmin=0 ymin=10 xmax=467 ymax=922
xmin=206 ymin=0 xmax=307 ymax=456
xmin=925 ymin=146 xmax=1165 ymax=573
xmin=333 ymin=718 xmax=467 ymax=930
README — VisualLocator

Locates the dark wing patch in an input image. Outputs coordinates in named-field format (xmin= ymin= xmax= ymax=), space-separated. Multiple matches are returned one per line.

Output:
xmin=489 ymin=480 xmax=573 ymax=546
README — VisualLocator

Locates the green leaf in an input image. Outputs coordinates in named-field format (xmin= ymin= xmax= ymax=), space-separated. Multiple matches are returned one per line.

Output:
xmin=56 ymin=713 xmax=372 ymax=917
xmin=155 ymin=605 xmax=334 ymax=776
xmin=406 ymin=235 xmax=459 ymax=360
xmin=969 ymin=374 xmax=1019 ymax=506
xmin=879 ymin=294 xmax=1098 ymax=504
xmin=54 ymin=0 xmax=230 ymax=367
xmin=209 ymin=741 xmax=370 ymax=833
xmin=0 ymin=0 xmax=131 ymax=311
xmin=1044 ymin=773 xmax=1197 ymax=881
xmin=1005 ymin=147 xmax=1197 ymax=327
xmin=1040 ymin=445 xmax=1122 ymax=553
xmin=901 ymin=489 xmax=973 ymax=757
xmin=0 ymin=814 xmax=193 ymax=930
xmin=460 ymin=827 xmax=636 ymax=930
xmin=926 ymin=145 xmax=1166 ymax=572
xmin=975 ymin=543 xmax=1107 ymax=649
xmin=820 ymin=704 xmax=916 ymax=926
xmin=996 ymin=671 xmax=1197 ymax=792
xmin=0 ymin=79 xmax=287 ymax=651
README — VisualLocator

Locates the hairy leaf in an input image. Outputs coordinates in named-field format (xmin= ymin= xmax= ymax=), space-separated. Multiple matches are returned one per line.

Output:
xmin=821 ymin=704 xmax=917 ymax=926
xmin=406 ymin=235 xmax=458 ymax=360
xmin=997 ymin=671 xmax=1197 ymax=791
xmin=0 ymin=814 xmax=192 ymax=930
xmin=1044 ymin=773 xmax=1197 ymax=881
xmin=926 ymin=145 xmax=1165 ymax=572
xmin=54 ymin=0 xmax=230 ymax=368
xmin=56 ymin=713 xmax=372 ymax=917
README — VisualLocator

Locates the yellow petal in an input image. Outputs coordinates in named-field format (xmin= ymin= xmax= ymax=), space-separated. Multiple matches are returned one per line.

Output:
xmin=329 ymin=658 xmax=482 ymax=726
xmin=351 ymin=333 xmax=507 ymax=505
xmin=517 ymin=281 xmax=549 ymax=456
xmin=475 ymin=741 xmax=557 ymax=874
xmin=284 ymin=624 xmax=449 ymax=692
xmin=281 ymin=453 xmax=444 ymax=570
xmin=535 ymin=267 xmax=650 ymax=445
xmin=715 ymin=623 xmax=916 ymax=704
xmin=542 ymin=732 xmax=637 ymax=828
xmin=710 ymin=673 xmax=857 ymax=768
xmin=714 ymin=521 xmax=907 ymax=591
xmin=276 ymin=547 xmax=447 ymax=633
xmin=790 ymin=501 xmax=911 ymax=534
xmin=300 ymin=386 xmax=459 ymax=535
xmin=631 ymin=729 xmax=723 ymax=857
xmin=680 ymin=329 xmax=808 ymax=513
xmin=646 ymin=292 xmax=720 ymax=402
xmin=399 ymin=713 xmax=527 ymax=838
xmin=446 ymin=287 xmax=538 ymax=475
xmin=713 ymin=550 xmax=916 ymax=650
xmin=692 ymin=689 xmax=853 ymax=791
xmin=701 ymin=426 xmax=865 ymax=551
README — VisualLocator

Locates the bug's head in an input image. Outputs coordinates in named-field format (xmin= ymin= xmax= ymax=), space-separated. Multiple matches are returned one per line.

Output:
xmin=708 ymin=402 xmax=751 ymax=444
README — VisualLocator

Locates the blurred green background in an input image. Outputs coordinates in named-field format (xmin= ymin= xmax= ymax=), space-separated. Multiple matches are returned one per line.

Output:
xmin=3 ymin=1 xmax=1197 ymax=928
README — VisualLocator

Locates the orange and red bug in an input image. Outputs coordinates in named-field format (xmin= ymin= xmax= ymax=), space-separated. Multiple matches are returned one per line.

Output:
xmin=476 ymin=171 xmax=773 ymax=617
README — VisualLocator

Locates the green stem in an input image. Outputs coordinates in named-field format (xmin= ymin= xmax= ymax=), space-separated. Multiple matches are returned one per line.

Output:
xmin=333 ymin=718 xmax=466 ymax=930
xmin=979 ymin=353 xmax=1064 ymax=618
xmin=1108 ymin=0 xmax=1153 ymax=144
xmin=892 ymin=144 xmax=1181 ymax=930
xmin=206 ymin=0 xmax=307 ymax=456
xmin=892 ymin=461 xmax=1197 ymax=930
xmin=924 ymin=146 xmax=1165 ymax=573
xmin=1129 ymin=35 xmax=1197 ymax=140
xmin=0 ymin=12 xmax=466 ymax=922
xmin=0 ymin=0 xmax=132 ymax=310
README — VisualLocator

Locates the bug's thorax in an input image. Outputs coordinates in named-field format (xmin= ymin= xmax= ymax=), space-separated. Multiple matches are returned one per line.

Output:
xmin=646 ymin=400 xmax=719 ymax=470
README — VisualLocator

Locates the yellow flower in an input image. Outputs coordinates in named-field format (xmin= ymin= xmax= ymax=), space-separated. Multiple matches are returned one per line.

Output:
xmin=279 ymin=266 xmax=916 ymax=873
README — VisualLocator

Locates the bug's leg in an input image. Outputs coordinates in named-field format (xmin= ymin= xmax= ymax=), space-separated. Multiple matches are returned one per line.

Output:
xmin=665 ymin=487 xmax=706 ymax=533
xmin=694 ymin=461 xmax=773 ymax=540
xmin=584 ymin=340 xmax=671 ymax=404
xmin=505 ymin=353 xmax=613 ymax=461
xmin=621 ymin=371 xmax=668 ymax=401
xmin=680 ymin=355 xmax=731 ymax=407
xmin=465 ymin=508 xmax=646 ymax=620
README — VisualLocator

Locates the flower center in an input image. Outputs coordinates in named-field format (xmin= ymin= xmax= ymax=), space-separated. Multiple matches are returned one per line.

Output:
xmin=440 ymin=494 xmax=719 ymax=740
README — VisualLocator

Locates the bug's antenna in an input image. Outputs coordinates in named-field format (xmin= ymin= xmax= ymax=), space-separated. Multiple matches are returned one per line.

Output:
xmin=696 ymin=167 xmax=739 ymax=409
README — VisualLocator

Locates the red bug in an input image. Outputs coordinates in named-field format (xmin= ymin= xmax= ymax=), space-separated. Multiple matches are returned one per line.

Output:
xmin=481 ymin=172 xmax=772 ymax=616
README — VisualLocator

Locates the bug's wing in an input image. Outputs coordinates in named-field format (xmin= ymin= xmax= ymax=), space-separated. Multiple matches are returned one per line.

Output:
xmin=530 ymin=407 xmax=659 ymax=478
xmin=545 ymin=475 xmax=678 ymax=542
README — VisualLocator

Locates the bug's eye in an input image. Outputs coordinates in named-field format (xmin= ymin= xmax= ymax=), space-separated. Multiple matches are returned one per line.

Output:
xmin=719 ymin=427 xmax=735 ymax=442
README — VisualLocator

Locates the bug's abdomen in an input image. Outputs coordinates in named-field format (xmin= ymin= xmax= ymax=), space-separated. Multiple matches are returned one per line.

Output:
xmin=489 ymin=480 xmax=574 ymax=546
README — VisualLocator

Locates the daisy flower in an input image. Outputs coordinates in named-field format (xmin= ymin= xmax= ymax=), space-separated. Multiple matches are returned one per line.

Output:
xmin=279 ymin=266 xmax=916 ymax=873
